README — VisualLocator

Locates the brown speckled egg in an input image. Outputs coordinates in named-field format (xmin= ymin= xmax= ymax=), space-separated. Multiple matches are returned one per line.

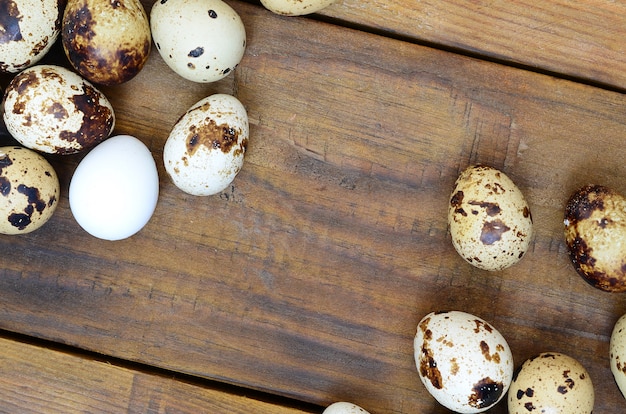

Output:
xmin=2 ymin=64 xmax=115 ymax=155
xmin=414 ymin=310 xmax=514 ymax=413
xmin=0 ymin=0 xmax=64 ymax=73
xmin=163 ymin=94 xmax=248 ymax=196
xmin=610 ymin=313 xmax=626 ymax=400
xmin=0 ymin=146 xmax=59 ymax=234
xmin=150 ymin=0 xmax=246 ymax=83
xmin=508 ymin=353 xmax=594 ymax=414
xmin=62 ymin=0 xmax=151 ymax=85
xmin=260 ymin=0 xmax=335 ymax=16
xmin=448 ymin=165 xmax=533 ymax=271
xmin=564 ymin=184 xmax=626 ymax=292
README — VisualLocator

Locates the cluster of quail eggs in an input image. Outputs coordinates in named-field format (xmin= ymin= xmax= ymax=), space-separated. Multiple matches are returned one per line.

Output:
xmin=1 ymin=0 xmax=335 ymax=239
xmin=408 ymin=163 xmax=626 ymax=413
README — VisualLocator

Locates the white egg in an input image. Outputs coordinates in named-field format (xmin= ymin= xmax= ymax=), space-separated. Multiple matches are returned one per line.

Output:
xmin=2 ymin=64 xmax=115 ymax=155
xmin=0 ymin=0 xmax=63 ymax=73
xmin=322 ymin=402 xmax=370 ymax=414
xmin=414 ymin=310 xmax=514 ymax=413
xmin=260 ymin=0 xmax=335 ymax=16
xmin=163 ymin=94 xmax=248 ymax=196
xmin=69 ymin=135 xmax=159 ymax=241
xmin=150 ymin=0 xmax=246 ymax=83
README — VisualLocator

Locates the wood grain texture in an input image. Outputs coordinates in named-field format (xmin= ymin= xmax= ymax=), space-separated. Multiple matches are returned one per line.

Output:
xmin=2 ymin=1 xmax=626 ymax=413
xmin=0 ymin=336 xmax=315 ymax=413
xmin=318 ymin=0 xmax=626 ymax=90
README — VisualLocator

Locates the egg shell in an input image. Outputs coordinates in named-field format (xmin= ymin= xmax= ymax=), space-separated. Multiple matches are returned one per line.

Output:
xmin=414 ymin=310 xmax=514 ymax=413
xmin=62 ymin=0 xmax=151 ymax=85
xmin=507 ymin=352 xmax=594 ymax=414
xmin=448 ymin=164 xmax=533 ymax=271
xmin=69 ymin=135 xmax=159 ymax=241
xmin=2 ymin=64 xmax=115 ymax=155
xmin=564 ymin=184 xmax=626 ymax=292
xmin=260 ymin=0 xmax=335 ymax=16
xmin=163 ymin=94 xmax=249 ymax=196
xmin=150 ymin=0 xmax=246 ymax=83
xmin=322 ymin=402 xmax=370 ymax=414
xmin=0 ymin=0 xmax=63 ymax=73
xmin=0 ymin=146 xmax=60 ymax=234
xmin=610 ymin=314 xmax=626 ymax=400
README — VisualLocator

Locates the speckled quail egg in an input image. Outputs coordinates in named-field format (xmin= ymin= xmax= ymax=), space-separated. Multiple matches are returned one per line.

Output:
xmin=414 ymin=310 xmax=514 ymax=413
xmin=448 ymin=165 xmax=533 ymax=271
xmin=611 ymin=314 xmax=626 ymax=400
xmin=260 ymin=0 xmax=335 ymax=16
xmin=150 ymin=0 xmax=246 ymax=83
xmin=163 ymin=93 xmax=248 ymax=196
xmin=2 ymin=64 xmax=115 ymax=155
xmin=0 ymin=146 xmax=59 ymax=234
xmin=62 ymin=0 xmax=151 ymax=85
xmin=564 ymin=184 xmax=626 ymax=292
xmin=508 ymin=352 xmax=594 ymax=414
xmin=0 ymin=0 xmax=64 ymax=73
xmin=322 ymin=402 xmax=370 ymax=414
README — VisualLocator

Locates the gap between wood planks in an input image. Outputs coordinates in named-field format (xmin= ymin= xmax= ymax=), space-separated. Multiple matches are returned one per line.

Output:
xmin=0 ymin=328 xmax=321 ymax=413
xmin=239 ymin=0 xmax=626 ymax=96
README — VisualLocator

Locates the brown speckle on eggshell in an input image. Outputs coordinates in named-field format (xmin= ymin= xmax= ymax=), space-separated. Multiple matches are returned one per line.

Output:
xmin=0 ymin=146 xmax=59 ymax=234
xmin=448 ymin=165 xmax=533 ymax=271
xmin=62 ymin=0 xmax=151 ymax=85
xmin=564 ymin=184 xmax=626 ymax=292
xmin=414 ymin=310 xmax=514 ymax=413
xmin=0 ymin=0 xmax=64 ymax=73
xmin=2 ymin=64 xmax=115 ymax=155
xmin=507 ymin=352 xmax=594 ymax=414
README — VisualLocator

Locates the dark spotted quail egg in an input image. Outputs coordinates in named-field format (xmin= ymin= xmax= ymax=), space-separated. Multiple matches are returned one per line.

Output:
xmin=610 ymin=313 xmax=626 ymax=400
xmin=508 ymin=353 xmax=594 ymax=414
xmin=0 ymin=146 xmax=59 ymax=234
xmin=150 ymin=0 xmax=246 ymax=83
xmin=62 ymin=0 xmax=151 ymax=85
xmin=163 ymin=93 xmax=248 ymax=196
xmin=260 ymin=0 xmax=336 ymax=16
xmin=448 ymin=165 xmax=533 ymax=271
xmin=414 ymin=310 xmax=514 ymax=413
xmin=2 ymin=64 xmax=115 ymax=155
xmin=564 ymin=184 xmax=626 ymax=292
xmin=0 ymin=0 xmax=64 ymax=73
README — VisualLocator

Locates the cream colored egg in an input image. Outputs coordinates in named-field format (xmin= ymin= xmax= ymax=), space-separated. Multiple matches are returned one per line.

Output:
xmin=323 ymin=402 xmax=370 ymax=414
xmin=62 ymin=0 xmax=151 ymax=85
xmin=414 ymin=311 xmax=514 ymax=413
xmin=2 ymin=64 xmax=115 ymax=155
xmin=508 ymin=353 xmax=594 ymax=414
xmin=163 ymin=94 xmax=248 ymax=196
xmin=564 ymin=185 xmax=626 ymax=292
xmin=448 ymin=165 xmax=533 ymax=271
xmin=0 ymin=0 xmax=63 ymax=73
xmin=0 ymin=146 xmax=59 ymax=234
xmin=260 ymin=0 xmax=335 ymax=16
xmin=610 ymin=314 xmax=626 ymax=399
xmin=151 ymin=0 xmax=246 ymax=83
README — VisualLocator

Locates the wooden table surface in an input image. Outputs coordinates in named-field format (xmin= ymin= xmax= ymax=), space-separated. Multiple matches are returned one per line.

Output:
xmin=2 ymin=0 xmax=626 ymax=412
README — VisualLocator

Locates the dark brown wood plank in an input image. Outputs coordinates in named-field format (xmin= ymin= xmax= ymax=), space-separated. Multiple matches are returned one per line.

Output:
xmin=1 ymin=1 xmax=626 ymax=413
xmin=318 ymin=0 xmax=626 ymax=89
xmin=0 ymin=336 xmax=316 ymax=413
